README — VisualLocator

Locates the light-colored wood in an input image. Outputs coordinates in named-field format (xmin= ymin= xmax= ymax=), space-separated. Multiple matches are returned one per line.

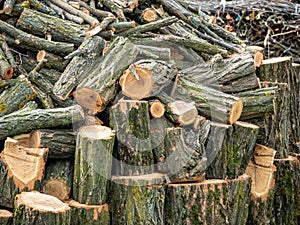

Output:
xmin=149 ymin=100 xmax=165 ymax=118
xmin=253 ymin=144 xmax=276 ymax=167
xmin=142 ymin=8 xmax=157 ymax=22
xmin=1 ymin=137 xmax=48 ymax=190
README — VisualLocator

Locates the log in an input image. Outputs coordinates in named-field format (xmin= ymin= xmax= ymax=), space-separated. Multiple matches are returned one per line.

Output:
xmin=13 ymin=191 xmax=71 ymax=225
xmin=67 ymin=200 xmax=110 ymax=225
xmin=205 ymin=121 xmax=259 ymax=179
xmin=245 ymin=161 xmax=276 ymax=225
xmin=0 ymin=20 xmax=74 ymax=55
xmin=74 ymin=37 xmax=140 ymax=114
xmin=253 ymin=144 xmax=276 ymax=168
xmin=119 ymin=60 xmax=177 ymax=100
xmin=157 ymin=91 xmax=198 ymax=126
xmin=110 ymin=173 xmax=167 ymax=225
xmin=73 ymin=125 xmax=115 ymax=205
xmin=110 ymin=100 xmax=154 ymax=176
xmin=177 ymin=77 xmax=243 ymax=124
xmin=53 ymin=36 xmax=106 ymax=100
xmin=149 ymin=100 xmax=165 ymax=118
xmin=3 ymin=0 xmax=16 ymax=15
xmin=141 ymin=8 xmax=157 ymax=23
xmin=165 ymin=174 xmax=251 ymax=225
xmin=0 ymin=46 xmax=14 ymax=80
xmin=0 ymin=105 xmax=84 ymax=141
xmin=29 ymin=129 xmax=76 ymax=159
xmin=273 ymin=156 xmax=300 ymax=225
xmin=236 ymin=86 xmax=276 ymax=120
xmin=0 ymin=76 xmax=35 ymax=117
xmin=42 ymin=159 xmax=74 ymax=201
xmin=36 ymin=50 xmax=67 ymax=72
xmin=180 ymin=52 xmax=259 ymax=93
xmin=17 ymin=8 xmax=87 ymax=46
xmin=0 ymin=210 xmax=13 ymax=225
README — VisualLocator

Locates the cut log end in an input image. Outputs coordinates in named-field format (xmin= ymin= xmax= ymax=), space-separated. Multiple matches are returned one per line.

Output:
xmin=253 ymin=144 xmax=276 ymax=167
xmin=79 ymin=125 xmax=115 ymax=140
xmin=150 ymin=100 xmax=165 ymax=118
xmin=15 ymin=191 xmax=70 ymax=213
xmin=228 ymin=98 xmax=243 ymax=124
xmin=169 ymin=100 xmax=198 ymax=125
xmin=73 ymin=87 xmax=105 ymax=114
xmin=254 ymin=51 xmax=263 ymax=68
xmin=2 ymin=67 xmax=14 ymax=80
xmin=42 ymin=179 xmax=70 ymax=201
xmin=36 ymin=50 xmax=46 ymax=62
xmin=0 ymin=210 xmax=13 ymax=218
xmin=29 ymin=130 xmax=41 ymax=148
xmin=142 ymin=8 xmax=157 ymax=23
xmin=120 ymin=65 xmax=155 ymax=100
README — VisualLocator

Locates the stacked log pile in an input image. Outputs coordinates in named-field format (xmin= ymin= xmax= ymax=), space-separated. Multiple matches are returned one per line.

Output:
xmin=0 ymin=0 xmax=298 ymax=224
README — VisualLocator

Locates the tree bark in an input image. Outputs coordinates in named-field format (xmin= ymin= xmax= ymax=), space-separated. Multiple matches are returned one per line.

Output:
xmin=0 ymin=210 xmax=13 ymax=225
xmin=73 ymin=125 xmax=115 ymax=205
xmin=206 ymin=121 xmax=259 ymax=179
xmin=110 ymin=100 xmax=154 ymax=176
xmin=0 ymin=47 xmax=14 ymax=80
xmin=165 ymin=174 xmax=251 ymax=225
xmin=29 ymin=129 xmax=76 ymax=159
xmin=180 ymin=52 xmax=259 ymax=93
xmin=13 ymin=191 xmax=71 ymax=225
xmin=110 ymin=173 xmax=167 ymax=225
xmin=53 ymin=36 xmax=106 ymax=100
xmin=42 ymin=159 xmax=74 ymax=201
xmin=67 ymin=200 xmax=110 ymax=225
xmin=177 ymin=77 xmax=243 ymax=124
xmin=74 ymin=37 xmax=140 ymax=114
xmin=0 ymin=105 xmax=84 ymax=141
xmin=17 ymin=8 xmax=87 ymax=46
xmin=273 ymin=156 xmax=300 ymax=225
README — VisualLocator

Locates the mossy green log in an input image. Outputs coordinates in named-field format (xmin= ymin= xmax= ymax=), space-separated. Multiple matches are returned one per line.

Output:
xmin=73 ymin=125 xmax=115 ymax=205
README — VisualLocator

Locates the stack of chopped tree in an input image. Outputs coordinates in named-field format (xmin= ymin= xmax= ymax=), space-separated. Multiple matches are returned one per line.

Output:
xmin=0 ymin=0 xmax=299 ymax=225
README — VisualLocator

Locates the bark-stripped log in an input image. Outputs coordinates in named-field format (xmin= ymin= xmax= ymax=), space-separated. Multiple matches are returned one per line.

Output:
xmin=53 ymin=36 xmax=106 ymax=100
xmin=180 ymin=53 xmax=259 ymax=93
xmin=165 ymin=174 xmax=251 ymax=225
xmin=17 ymin=8 xmax=87 ymax=46
xmin=74 ymin=37 xmax=140 ymax=114
xmin=73 ymin=125 xmax=115 ymax=205
xmin=110 ymin=100 xmax=154 ymax=176
xmin=177 ymin=77 xmax=243 ymax=124
xmin=42 ymin=160 xmax=74 ymax=201
xmin=206 ymin=121 xmax=259 ymax=179
xmin=13 ymin=191 xmax=71 ymax=225
xmin=29 ymin=129 xmax=76 ymax=159
xmin=110 ymin=173 xmax=167 ymax=225
xmin=67 ymin=200 xmax=110 ymax=225
xmin=0 ymin=105 xmax=84 ymax=141
xmin=0 ymin=210 xmax=13 ymax=225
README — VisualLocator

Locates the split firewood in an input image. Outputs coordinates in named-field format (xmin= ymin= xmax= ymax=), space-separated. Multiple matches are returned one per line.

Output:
xmin=29 ymin=129 xmax=76 ymax=159
xmin=165 ymin=174 xmax=251 ymax=225
xmin=0 ymin=105 xmax=84 ymax=141
xmin=13 ymin=191 xmax=71 ymax=225
xmin=120 ymin=60 xmax=177 ymax=100
xmin=67 ymin=200 xmax=110 ymax=225
xmin=177 ymin=77 xmax=243 ymax=124
xmin=205 ymin=121 xmax=259 ymax=179
xmin=110 ymin=100 xmax=154 ymax=176
xmin=110 ymin=173 xmax=168 ymax=225
xmin=42 ymin=159 xmax=74 ymax=201
xmin=73 ymin=125 xmax=115 ymax=205
xmin=0 ymin=210 xmax=13 ymax=225
xmin=53 ymin=36 xmax=106 ymax=100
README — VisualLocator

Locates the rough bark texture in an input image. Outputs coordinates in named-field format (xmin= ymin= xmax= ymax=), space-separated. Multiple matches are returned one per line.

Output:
xmin=42 ymin=159 xmax=74 ymax=201
xmin=13 ymin=191 xmax=71 ymax=225
xmin=29 ymin=129 xmax=76 ymax=159
xmin=165 ymin=174 xmax=251 ymax=225
xmin=67 ymin=200 xmax=110 ymax=225
xmin=110 ymin=173 xmax=167 ymax=225
xmin=206 ymin=121 xmax=259 ymax=179
xmin=0 ymin=105 xmax=84 ymax=141
xmin=110 ymin=100 xmax=154 ymax=176
xmin=73 ymin=125 xmax=115 ymax=205
xmin=273 ymin=157 xmax=300 ymax=225
xmin=180 ymin=52 xmax=258 ymax=93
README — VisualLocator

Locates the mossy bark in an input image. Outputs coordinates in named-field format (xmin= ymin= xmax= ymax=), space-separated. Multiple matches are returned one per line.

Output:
xmin=165 ymin=174 xmax=251 ymax=225
xmin=73 ymin=125 xmax=115 ymax=205
xmin=206 ymin=121 xmax=259 ymax=179
xmin=110 ymin=173 xmax=167 ymax=225
xmin=110 ymin=100 xmax=154 ymax=176
xmin=67 ymin=200 xmax=110 ymax=225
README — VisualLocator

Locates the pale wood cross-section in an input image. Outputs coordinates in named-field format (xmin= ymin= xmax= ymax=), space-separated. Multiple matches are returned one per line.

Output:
xmin=253 ymin=144 xmax=276 ymax=167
